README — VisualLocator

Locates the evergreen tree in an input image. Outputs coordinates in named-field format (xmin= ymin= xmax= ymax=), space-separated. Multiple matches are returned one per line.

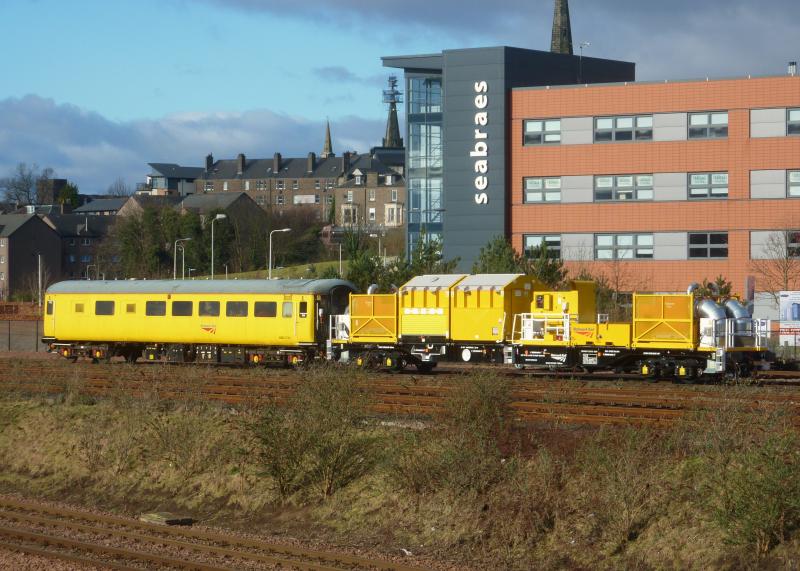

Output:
xmin=472 ymin=235 xmax=524 ymax=274
xmin=524 ymin=243 xmax=567 ymax=289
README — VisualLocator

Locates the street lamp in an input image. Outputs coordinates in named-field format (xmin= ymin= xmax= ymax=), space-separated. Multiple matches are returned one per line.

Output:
xmin=188 ymin=268 xmax=196 ymax=279
xmin=210 ymin=213 xmax=227 ymax=279
xmin=173 ymin=238 xmax=192 ymax=280
xmin=578 ymin=41 xmax=591 ymax=83
xmin=269 ymin=228 xmax=291 ymax=279
xmin=178 ymin=244 xmax=188 ymax=279
xmin=86 ymin=264 xmax=96 ymax=280
xmin=369 ymin=233 xmax=385 ymax=267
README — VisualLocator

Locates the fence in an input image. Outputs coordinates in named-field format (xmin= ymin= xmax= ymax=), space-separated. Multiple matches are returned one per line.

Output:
xmin=0 ymin=320 xmax=48 ymax=353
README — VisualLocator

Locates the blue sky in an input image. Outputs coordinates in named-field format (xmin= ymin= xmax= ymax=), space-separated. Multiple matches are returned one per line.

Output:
xmin=0 ymin=0 xmax=797 ymax=193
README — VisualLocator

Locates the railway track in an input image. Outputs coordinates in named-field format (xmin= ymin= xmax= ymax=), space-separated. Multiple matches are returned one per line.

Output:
xmin=0 ymin=495 xmax=430 ymax=571
xmin=1 ymin=356 xmax=799 ymax=426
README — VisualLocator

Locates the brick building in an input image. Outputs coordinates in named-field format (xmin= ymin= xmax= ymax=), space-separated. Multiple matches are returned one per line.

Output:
xmin=509 ymin=75 xmax=800 ymax=296
xmin=42 ymin=214 xmax=116 ymax=279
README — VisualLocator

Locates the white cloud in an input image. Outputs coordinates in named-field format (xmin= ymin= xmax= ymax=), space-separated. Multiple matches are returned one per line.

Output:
xmin=0 ymin=95 xmax=385 ymax=193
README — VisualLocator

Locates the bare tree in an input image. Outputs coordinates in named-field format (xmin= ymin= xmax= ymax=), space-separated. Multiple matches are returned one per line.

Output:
xmin=750 ymin=231 xmax=800 ymax=306
xmin=107 ymin=177 xmax=132 ymax=197
xmin=0 ymin=163 xmax=57 ymax=206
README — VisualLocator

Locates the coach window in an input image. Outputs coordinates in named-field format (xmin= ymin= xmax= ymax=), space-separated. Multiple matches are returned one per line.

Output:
xmin=46 ymin=300 xmax=53 ymax=315
xmin=199 ymin=301 xmax=220 ymax=317
xmin=126 ymin=304 xmax=136 ymax=313
xmin=789 ymin=171 xmax=800 ymax=197
xmin=226 ymin=301 xmax=248 ymax=317
xmin=172 ymin=301 xmax=193 ymax=316
xmin=95 ymin=301 xmax=115 ymax=315
xmin=282 ymin=301 xmax=293 ymax=318
xmin=254 ymin=301 xmax=277 ymax=317
xmin=145 ymin=301 xmax=166 ymax=316
xmin=788 ymin=109 xmax=800 ymax=135
xmin=299 ymin=301 xmax=308 ymax=318
xmin=75 ymin=303 xmax=84 ymax=313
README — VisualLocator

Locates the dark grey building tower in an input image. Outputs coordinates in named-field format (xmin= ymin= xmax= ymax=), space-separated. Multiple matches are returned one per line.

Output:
xmin=550 ymin=0 xmax=573 ymax=55
xmin=382 ymin=76 xmax=404 ymax=148
xmin=321 ymin=120 xmax=333 ymax=158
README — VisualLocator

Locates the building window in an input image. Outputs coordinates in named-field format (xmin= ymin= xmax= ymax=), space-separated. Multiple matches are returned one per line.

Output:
xmin=689 ymin=172 xmax=728 ymax=199
xmin=244 ymin=180 xmax=250 ymax=191
xmin=354 ymin=175 xmax=362 ymax=185
xmin=326 ymin=195 xmax=334 ymax=205
xmin=688 ymin=112 xmax=728 ymax=139
xmin=787 ymin=108 xmax=800 ymax=135
xmin=595 ymin=174 xmax=654 ymax=201
xmin=68 ymin=239 xmax=75 ymax=246
xmin=68 ymin=255 xmax=76 ymax=263
xmin=256 ymin=180 xmax=266 ymax=191
xmin=369 ymin=207 xmax=376 ymax=222
xmin=256 ymin=196 xmax=265 ymax=205
xmin=523 ymin=235 xmax=561 ymax=259
xmin=276 ymin=180 xmax=285 ymax=190
xmin=391 ymin=189 xmax=398 ymax=202
xmin=0 ymin=272 xmax=4 ymax=281
xmin=385 ymin=175 xmax=393 ymax=185
xmin=203 ymin=181 xmax=213 ymax=193
xmin=594 ymin=115 xmax=653 ymax=142
xmin=523 ymin=119 xmax=561 ymax=145
xmin=368 ymin=189 xmax=376 ymax=201
xmin=789 ymin=171 xmax=800 ymax=197
xmin=346 ymin=190 xmax=353 ymax=203
xmin=0 ymin=256 xmax=4 ymax=264
xmin=788 ymin=231 xmax=800 ymax=258
xmin=342 ymin=206 xmax=357 ymax=225
xmin=595 ymin=234 xmax=654 ymax=260
xmin=81 ymin=238 xmax=92 ymax=246
xmin=292 ymin=180 xmax=299 ymax=190
xmin=80 ymin=255 xmax=92 ymax=263
xmin=315 ymin=180 xmax=321 ymax=190
xmin=523 ymin=177 xmax=561 ymax=203
xmin=326 ymin=179 xmax=334 ymax=189
xmin=0 ymin=239 xmax=5 ymax=248
xmin=277 ymin=194 xmax=284 ymax=206
xmin=689 ymin=232 xmax=728 ymax=259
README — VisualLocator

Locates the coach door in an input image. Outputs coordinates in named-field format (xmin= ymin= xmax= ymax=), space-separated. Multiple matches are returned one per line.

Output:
xmin=44 ymin=296 xmax=56 ymax=338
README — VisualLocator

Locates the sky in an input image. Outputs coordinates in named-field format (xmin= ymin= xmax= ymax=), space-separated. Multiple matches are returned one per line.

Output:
xmin=0 ymin=0 xmax=797 ymax=193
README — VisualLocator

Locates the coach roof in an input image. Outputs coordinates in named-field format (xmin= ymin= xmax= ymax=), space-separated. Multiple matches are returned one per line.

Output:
xmin=46 ymin=279 xmax=357 ymax=296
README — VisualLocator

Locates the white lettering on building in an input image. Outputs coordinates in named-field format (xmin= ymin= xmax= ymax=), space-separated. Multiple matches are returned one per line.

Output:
xmin=471 ymin=80 xmax=489 ymax=205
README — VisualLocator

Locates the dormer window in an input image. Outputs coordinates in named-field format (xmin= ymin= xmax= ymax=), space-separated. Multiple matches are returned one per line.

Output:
xmin=385 ymin=175 xmax=392 ymax=185
xmin=355 ymin=175 xmax=362 ymax=185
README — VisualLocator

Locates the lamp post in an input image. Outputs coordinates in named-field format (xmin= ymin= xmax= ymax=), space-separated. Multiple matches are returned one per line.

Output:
xmin=173 ymin=238 xmax=192 ymax=280
xmin=210 ymin=213 xmax=227 ymax=279
xmin=578 ymin=41 xmax=591 ymax=83
xmin=369 ymin=233 xmax=385 ymax=267
xmin=86 ymin=264 xmax=96 ymax=280
xmin=269 ymin=228 xmax=291 ymax=279
xmin=188 ymin=268 xmax=195 ymax=279
xmin=224 ymin=264 xmax=228 ymax=280
xmin=178 ymin=244 xmax=188 ymax=279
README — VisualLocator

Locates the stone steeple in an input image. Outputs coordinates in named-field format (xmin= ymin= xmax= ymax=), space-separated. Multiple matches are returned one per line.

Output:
xmin=321 ymin=120 xmax=333 ymax=159
xmin=382 ymin=76 xmax=404 ymax=148
xmin=550 ymin=0 xmax=573 ymax=56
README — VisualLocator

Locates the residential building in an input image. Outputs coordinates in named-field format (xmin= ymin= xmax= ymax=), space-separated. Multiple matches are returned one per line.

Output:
xmin=42 ymin=214 xmax=116 ymax=279
xmin=143 ymin=163 xmax=204 ymax=196
xmin=0 ymin=215 xmax=61 ymax=300
xmin=73 ymin=197 xmax=128 ymax=216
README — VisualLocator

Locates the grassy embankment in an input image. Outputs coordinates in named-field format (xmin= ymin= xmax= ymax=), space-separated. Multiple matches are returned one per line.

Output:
xmin=1 ymin=367 xmax=799 ymax=570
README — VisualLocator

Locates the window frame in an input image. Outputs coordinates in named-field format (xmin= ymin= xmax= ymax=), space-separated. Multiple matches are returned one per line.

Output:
xmin=523 ymin=177 xmax=562 ymax=203
xmin=688 ymin=111 xmax=729 ymax=139
xmin=594 ymin=234 xmax=654 ymax=260
xmin=788 ymin=109 xmax=800 ymax=135
xmin=282 ymin=301 xmax=293 ymax=318
xmin=594 ymin=174 xmax=654 ymax=202
xmin=199 ymin=301 xmax=220 ymax=317
xmin=523 ymin=235 xmax=562 ymax=259
xmin=594 ymin=115 xmax=653 ymax=142
xmin=688 ymin=172 xmax=729 ymax=200
xmin=688 ymin=232 xmax=729 ymax=259
xmin=523 ymin=119 xmax=561 ymax=146
xmin=788 ymin=170 xmax=800 ymax=198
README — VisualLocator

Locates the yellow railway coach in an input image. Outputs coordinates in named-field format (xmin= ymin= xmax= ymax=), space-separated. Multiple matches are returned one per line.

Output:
xmin=43 ymin=279 xmax=355 ymax=364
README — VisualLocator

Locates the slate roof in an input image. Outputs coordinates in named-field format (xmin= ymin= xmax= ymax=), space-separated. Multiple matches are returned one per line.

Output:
xmin=43 ymin=214 xmax=115 ymax=238
xmin=180 ymin=192 xmax=247 ymax=212
xmin=73 ymin=198 xmax=128 ymax=214
xmin=148 ymin=163 xmax=205 ymax=179
xmin=46 ymin=278 xmax=357 ymax=295
xmin=200 ymin=156 xmax=345 ymax=181
xmin=0 ymin=214 xmax=35 ymax=237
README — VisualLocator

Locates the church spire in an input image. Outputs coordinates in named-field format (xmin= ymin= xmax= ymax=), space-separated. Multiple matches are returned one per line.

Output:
xmin=550 ymin=0 xmax=573 ymax=55
xmin=382 ymin=76 xmax=404 ymax=148
xmin=321 ymin=120 xmax=333 ymax=159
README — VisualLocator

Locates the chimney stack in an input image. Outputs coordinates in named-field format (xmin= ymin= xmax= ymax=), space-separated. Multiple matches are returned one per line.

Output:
xmin=790 ymin=62 xmax=797 ymax=76
xmin=237 ymin=153 xmax=246 ymax=175
xmin=205 ymin=153 xmax=214 ymax=172
xmin=343 ymin=151 xmax=351 ymax=173
xmin=273 ymin=152 xmax=282 ymax=173
xmin=307 ymin=152 xmax=316 ymax=173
